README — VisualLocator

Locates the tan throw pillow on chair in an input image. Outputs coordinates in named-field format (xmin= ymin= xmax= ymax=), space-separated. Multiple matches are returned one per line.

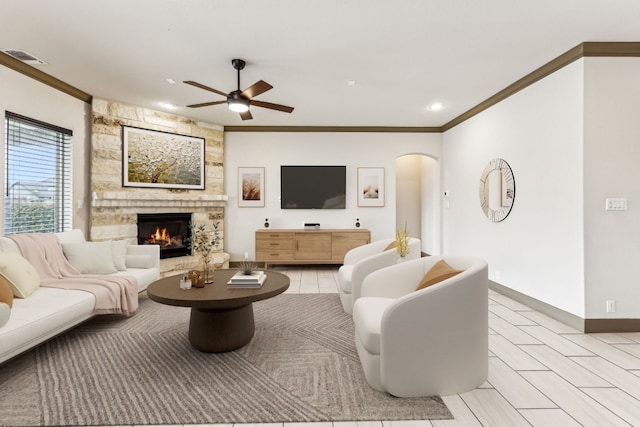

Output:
xmin=416 ymin=260 xmax=463 ymax=291
xmin=383 ymin=241 xmax=397 ymax=251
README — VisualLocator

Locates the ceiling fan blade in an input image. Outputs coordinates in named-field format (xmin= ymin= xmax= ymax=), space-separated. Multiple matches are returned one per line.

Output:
xmin=186 ymin=100 xmax=226 ymax=108
xmin=183 ymin=80 xmax=228 ymax=98
xmin=240 ymin=110 xmax=253 ymax=120
xmin=250 ymin=100 xmax=294 ymax=113
xmin=242 ymin=80 xmax=273 ymax=99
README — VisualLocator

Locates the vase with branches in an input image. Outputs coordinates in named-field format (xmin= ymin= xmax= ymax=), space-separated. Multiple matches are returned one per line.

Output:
xmin=395 ymin=222 xmax=410 ymax=258
xmin=188 ymin=220 xmax=221 ymax=284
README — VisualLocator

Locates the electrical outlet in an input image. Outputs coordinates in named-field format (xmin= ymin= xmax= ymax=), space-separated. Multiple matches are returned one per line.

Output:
xmin=606 ymin=300 xmax=616 ymax=313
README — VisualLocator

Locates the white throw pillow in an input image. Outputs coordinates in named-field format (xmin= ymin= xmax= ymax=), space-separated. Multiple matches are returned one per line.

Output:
xmin=0 ymin=252 xmax=41 ymax=298
xmin=0 ymin=302 xmax=10 ymax=327
xmin=125 ymin=254 xmax=154 ymax=269
xmin=111 ymin=240 xmax=128 ymax=271
xmin=62 ymin=241 xmax=118 ymax=274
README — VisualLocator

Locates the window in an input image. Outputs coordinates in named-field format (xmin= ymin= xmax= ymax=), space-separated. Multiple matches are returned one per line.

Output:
xmin=4 ymin=112 xmax=72 ymax=234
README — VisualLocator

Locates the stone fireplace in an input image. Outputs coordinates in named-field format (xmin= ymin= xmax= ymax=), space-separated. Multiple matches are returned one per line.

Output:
xmin=89 ymin=98 xmax=228 ymax=277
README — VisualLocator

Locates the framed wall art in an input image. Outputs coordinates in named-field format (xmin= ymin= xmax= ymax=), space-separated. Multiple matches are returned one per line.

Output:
xmin=238 ymin=167 xmax=265 ymax=207
xmin=357 ymin=167 xmax=385 ymax=207
xmin=122 ymin=126 xmax=205 ymax=189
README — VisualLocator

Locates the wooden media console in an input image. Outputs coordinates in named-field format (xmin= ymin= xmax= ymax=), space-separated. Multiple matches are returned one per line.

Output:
xmin=255 ymin=229 xmax=371 ymax=267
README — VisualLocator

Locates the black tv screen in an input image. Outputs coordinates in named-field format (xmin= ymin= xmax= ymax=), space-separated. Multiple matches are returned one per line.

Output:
xmin=281 ymin=166 xmax=346 ymax=209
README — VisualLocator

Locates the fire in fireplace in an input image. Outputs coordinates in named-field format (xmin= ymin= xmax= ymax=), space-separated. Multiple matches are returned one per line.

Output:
xmin=137 ymin=213 xmax=192 ymax=259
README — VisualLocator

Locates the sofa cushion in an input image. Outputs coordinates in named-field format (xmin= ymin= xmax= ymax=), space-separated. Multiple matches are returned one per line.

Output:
xmin=54 ymin=229 xmax=86 ymax=245
xmin=0 ymin=252 xmax=41 ymax=298
xmin=353 ymin=297 xmax=396 ymax=355
xmin=383 ymin=241 xmax=397 ymax=251
xmin=0 ymin=236 xmax=20 ymax=254
xmin=0 ymin=302 xmax=10 ymax=328
xmin=338 ymin=265 xmax=354 ymax=293
xmin=416 ymin=260 xmax=463 ymax=291
xmin=0 ymin=287 xmax=95 ymax=363
xmin=0 ymin=276 xmax=14 ymax=308
xmin=62 ymin=241 xmax=118 ymax=274
xmin=125 ymin=254 xmax=154 ymax=269
xmin=111 ymin=240 xmax=128 ymax=271
xmin=110 ymin=268 xmax=158 ymax=293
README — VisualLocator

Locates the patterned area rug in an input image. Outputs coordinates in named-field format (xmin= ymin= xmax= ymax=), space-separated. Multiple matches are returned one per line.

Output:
xmin=0 ymin=293 xmax=452 ymax=426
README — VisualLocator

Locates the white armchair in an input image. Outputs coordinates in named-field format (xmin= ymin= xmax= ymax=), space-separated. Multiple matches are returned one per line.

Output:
xmin=338 ymin=237 xmax=421 ymax=315
xmin=353 ymin=255 xmax=488 ymax=397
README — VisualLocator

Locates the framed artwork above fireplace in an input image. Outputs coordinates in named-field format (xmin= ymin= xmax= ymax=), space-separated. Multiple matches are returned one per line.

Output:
xmin=122 ymin=126 xmax=205 ymax=190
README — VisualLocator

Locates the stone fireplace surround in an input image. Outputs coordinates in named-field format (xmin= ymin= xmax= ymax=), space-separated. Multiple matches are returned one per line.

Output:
xmin=90 ymin=98 xmax=229 ymax=277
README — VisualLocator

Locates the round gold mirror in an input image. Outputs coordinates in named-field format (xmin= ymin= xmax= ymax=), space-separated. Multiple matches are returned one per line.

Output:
xmin=479 ymin=158 xmax=515 ymax=222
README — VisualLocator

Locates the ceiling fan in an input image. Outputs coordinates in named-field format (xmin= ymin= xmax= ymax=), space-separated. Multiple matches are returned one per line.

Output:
xmin=184 ymin=59 xmax=294 ymax=120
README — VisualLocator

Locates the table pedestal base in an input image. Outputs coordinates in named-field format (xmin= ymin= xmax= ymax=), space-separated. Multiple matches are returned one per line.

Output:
xmin=188 ymin=304 xmax=254 ymax=352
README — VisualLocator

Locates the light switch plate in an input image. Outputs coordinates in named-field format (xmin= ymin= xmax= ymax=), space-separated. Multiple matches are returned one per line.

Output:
xmin=605 ymin=198 xmax=627 ymax=211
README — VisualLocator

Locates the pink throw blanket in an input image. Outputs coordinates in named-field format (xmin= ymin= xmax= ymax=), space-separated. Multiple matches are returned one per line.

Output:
xmin=9 ymin=233 xmax=138 ymax=316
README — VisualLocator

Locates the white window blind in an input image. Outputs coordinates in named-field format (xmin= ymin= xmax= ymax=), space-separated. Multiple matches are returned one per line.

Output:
xmin=4 ymin=111 xmax=72 ymax=234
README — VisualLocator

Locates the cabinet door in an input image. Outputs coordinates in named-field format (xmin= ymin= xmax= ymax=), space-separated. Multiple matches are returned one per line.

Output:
xmin=331 ymin=232 xmax=370 ymax=262
xmin=294 ymin=233 xmax=331 ymax=260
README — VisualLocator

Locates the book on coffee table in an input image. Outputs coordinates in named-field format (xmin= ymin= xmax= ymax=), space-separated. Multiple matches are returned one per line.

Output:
xmin=227 ymin=271 xmax=266 ymax=288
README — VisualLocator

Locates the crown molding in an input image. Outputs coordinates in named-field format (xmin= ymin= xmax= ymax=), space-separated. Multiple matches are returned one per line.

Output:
xmin=0 ymin=51 xmax=92 ymax=103
xmin=582 ymin=41 xmax=640 ymax=56
xmin=223 ymin=126 xmax=442 ymax=133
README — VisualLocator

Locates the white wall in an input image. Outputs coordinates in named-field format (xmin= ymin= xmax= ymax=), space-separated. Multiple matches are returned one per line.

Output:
xmin=224 ymin=132 xmax=441 ymax=261
xmin=583 ymin=57 xmax=640 ymax=318
xmin=442 ymin=60 xmax=586 ymax=317
xmin=0 ymin=66 xmax=90 ymax=234
xmin=421 ymin=155 xmax=439 ymax=255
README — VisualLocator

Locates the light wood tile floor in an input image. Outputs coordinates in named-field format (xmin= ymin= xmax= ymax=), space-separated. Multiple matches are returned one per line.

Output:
xmin=125 ymin=266 xmax=640 ymax=427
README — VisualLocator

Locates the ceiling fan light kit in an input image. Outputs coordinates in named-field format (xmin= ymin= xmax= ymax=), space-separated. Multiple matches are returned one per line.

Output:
xmin=228 ymin=90 xmax=250 ymax=112
xmin=184 ymin=58 xmax=294 ymax=120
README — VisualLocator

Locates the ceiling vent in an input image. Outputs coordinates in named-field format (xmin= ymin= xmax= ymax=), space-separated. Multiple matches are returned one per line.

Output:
xmin=1 ymin=49 xmax=47 ymax=65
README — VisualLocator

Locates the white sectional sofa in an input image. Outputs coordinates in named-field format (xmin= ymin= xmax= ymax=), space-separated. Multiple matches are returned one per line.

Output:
xmin=0 ymin=229 xmax=160 ymax=364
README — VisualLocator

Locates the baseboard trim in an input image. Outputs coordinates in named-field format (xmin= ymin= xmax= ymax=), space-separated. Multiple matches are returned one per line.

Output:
xmin=489 ymin=281 xmax=585 ymax=332
xmin=584 ymin=319 xmax=640 ymax=333
xmin=489 ymin=281 xmax=640 ymax=333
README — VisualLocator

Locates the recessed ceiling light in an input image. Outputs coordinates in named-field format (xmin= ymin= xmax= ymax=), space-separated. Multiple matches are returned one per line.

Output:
xmin=347 ymin=80 xmax=357 ymax=87
xmin=160 ymin=102 xmax=176 ymax=109
xmin=428 ymin=102 xmax=444 ymax=111
xmin=165 ymin=78 xmax=176 ymax=85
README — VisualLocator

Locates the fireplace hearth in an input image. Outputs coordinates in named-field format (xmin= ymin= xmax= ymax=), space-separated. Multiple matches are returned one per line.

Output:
xmin=137 ymin=213 xmax=192 ymax=259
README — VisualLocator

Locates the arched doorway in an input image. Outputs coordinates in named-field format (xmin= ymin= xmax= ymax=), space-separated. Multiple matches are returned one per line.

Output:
xmin=395 ymin=154 xmax=439 ymax=255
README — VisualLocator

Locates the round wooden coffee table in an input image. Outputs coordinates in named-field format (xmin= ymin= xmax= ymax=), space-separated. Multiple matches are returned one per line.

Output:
xmin=147 ymin=269 xmax=289 ymax=352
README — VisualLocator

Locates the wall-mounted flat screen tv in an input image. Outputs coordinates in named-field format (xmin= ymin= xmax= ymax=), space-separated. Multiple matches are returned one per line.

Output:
xmin=281 ymin=165 xmax=346 ymax=209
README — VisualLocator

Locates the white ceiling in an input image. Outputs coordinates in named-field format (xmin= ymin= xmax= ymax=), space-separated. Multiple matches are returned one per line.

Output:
xmin=2 ymin=0 xmax=640 ymax=128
